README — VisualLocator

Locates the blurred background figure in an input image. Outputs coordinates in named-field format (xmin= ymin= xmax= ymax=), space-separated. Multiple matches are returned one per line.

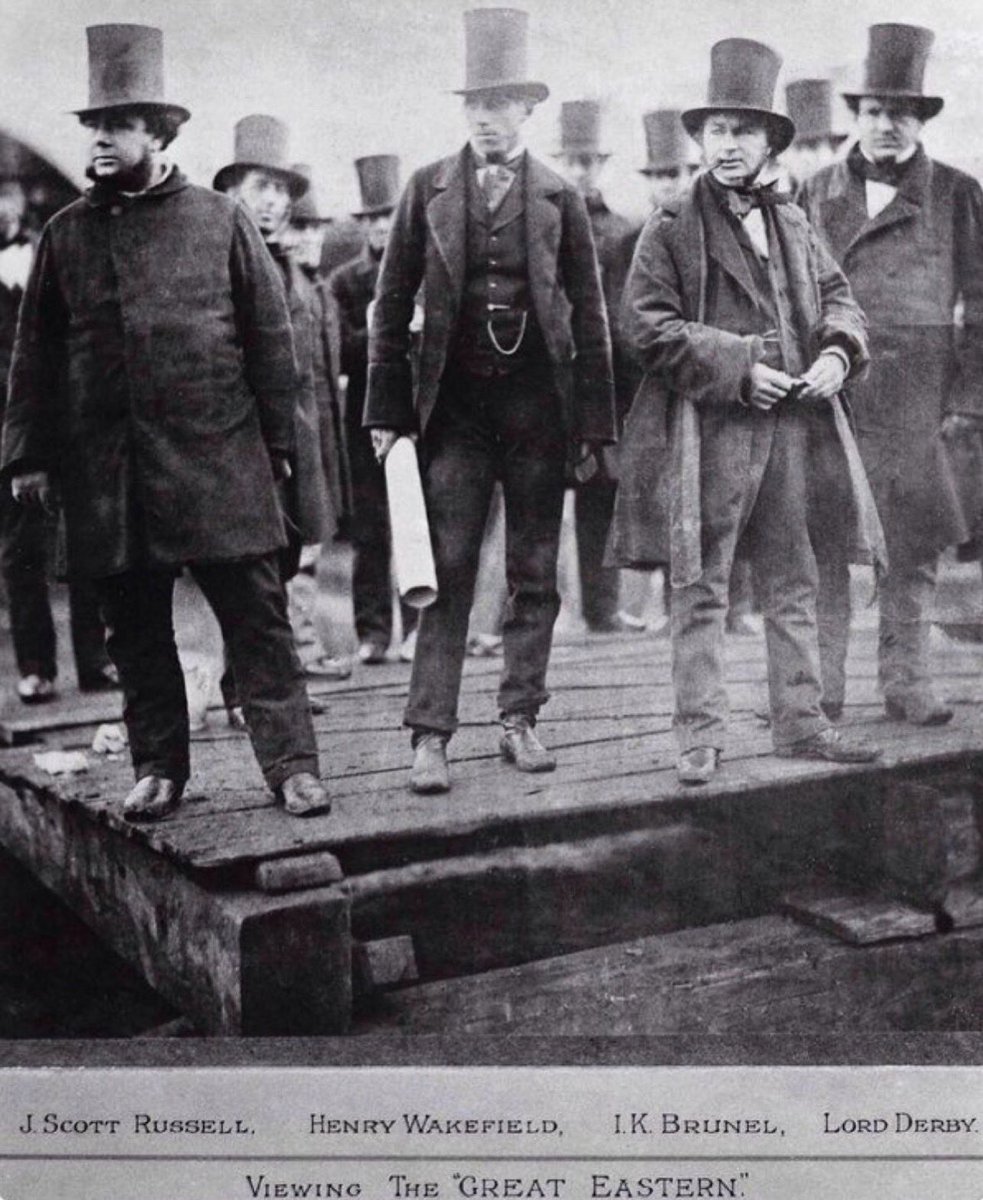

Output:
xmin=555 ymin=99 xmax=637 ymax=634
xmin=782 ymin=79 xmax=849 ymax=189
xmin=639 ymin=108 xmax=699 ymax=214
xmin=330 ymin=154 xmax=419 ymax=665
xmin=0 ymin=176 xmax=115 ymax=703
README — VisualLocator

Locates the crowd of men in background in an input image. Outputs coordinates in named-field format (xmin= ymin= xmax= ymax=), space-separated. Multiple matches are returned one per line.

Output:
xmin=1 ymin=13 xmax=981 ymax=808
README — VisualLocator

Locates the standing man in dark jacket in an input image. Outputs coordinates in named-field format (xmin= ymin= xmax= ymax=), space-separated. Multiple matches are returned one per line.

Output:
xmin=555 ymin=100 xmax=635 ymax=633
xmin=0 ymin=178 xmax=116 ymax=703
xmin=798 ymin=24 xmax=983 ymax=725
xmin=616 ymin=38 xmax=882 ymax=785
xmin=366 ymin=7 xmax=616 ymax=794
xmin=329 ymin=155 xmax=418 ymax=666
xmin=1 ymin=25 xmax=329 ymax=820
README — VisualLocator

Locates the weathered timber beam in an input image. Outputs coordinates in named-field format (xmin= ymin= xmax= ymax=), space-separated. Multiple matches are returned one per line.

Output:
xmin=0 ymin=782 xmax=352 ymax=1035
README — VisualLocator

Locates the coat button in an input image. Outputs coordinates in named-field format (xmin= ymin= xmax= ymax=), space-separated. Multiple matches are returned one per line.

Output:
xmin=110 ymin=205 xmax=122 ymax=216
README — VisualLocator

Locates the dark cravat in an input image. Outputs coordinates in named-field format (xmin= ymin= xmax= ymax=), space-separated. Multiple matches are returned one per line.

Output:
xmin=848 ymin=145 xmax=912 ymax=187
xmin=725 ymin=180 xmax=790 ymax=219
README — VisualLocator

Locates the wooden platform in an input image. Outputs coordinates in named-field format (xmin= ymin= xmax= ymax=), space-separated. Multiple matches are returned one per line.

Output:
xmin=3 ymin=622 xmax=983 ymax=1035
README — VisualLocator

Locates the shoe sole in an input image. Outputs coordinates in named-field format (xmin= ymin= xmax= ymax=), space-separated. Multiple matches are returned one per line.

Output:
xmin=123 ymin=796 xmax=182 ymax=823
xmin=409 ymin=777 xmax=450 ymax=794
xmin=283 ymin=798 xmax=333 ymax=817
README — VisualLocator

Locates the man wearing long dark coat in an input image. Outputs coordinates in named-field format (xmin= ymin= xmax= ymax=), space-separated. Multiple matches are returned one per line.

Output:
xmin=365 ymin=7 xmax=615 ymax=794
xmin=0 ymin=25 xmax=329 ymax=821
xmin=614 ymin=38 xmax=883 ymax=785
xmin=798 ymin=23 xmax=983 ymax=724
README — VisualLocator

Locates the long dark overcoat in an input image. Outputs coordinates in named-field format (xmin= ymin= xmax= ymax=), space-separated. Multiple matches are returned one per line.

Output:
xmin=0 ymin=171 xmax=297 ymax=579
xmin=364 ymin=145 xmax=616 ymax=445
xmin=798 ymin=147 xmax=983 ymax=558
xmin=609 ymin=174 xmax=884 ymax=584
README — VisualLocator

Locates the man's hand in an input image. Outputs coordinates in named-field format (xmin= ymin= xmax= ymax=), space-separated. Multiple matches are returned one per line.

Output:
xmin=797 ymin=351 xmax=848 ymax=402
xmin=11 ymin=471 xmax=53 ymax=511
xmin=371 ymin=429 xmax=401 ymax=464
xmin=748 ymin=363 xmax=796 ymax=411
xmin=573 ymin=440 xmax=601 ymax=483
xmin=270 ymin=454 xmax=293 ymax=482
xmin=941 ymin=413 xmax=978 ymax=441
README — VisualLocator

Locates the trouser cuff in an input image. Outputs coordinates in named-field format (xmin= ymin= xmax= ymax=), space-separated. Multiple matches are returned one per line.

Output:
xmin=263 ymin=755 xmax=320 ymax=792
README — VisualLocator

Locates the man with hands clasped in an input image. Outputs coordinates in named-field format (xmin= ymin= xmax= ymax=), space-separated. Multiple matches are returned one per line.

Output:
xmin=612 ymin=38 xmax=885 ymax=786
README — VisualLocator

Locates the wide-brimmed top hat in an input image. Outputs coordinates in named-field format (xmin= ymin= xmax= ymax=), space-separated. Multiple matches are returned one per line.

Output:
xmin=353 ymin=155 xmax=400 ymax=217
xmin=453 ymin=8 xmax=549 ymax=104
xmin=786 ymin=79 xmax=847 ymax=145
xmin=213 ymin=115 xmax=309 ymax=200
xmin=290 ymin=164 xmax=331 ymax=223
xmin=842 ymin=23 xmax=943 ymax=120
xmin=74 ymin=24 xmax=190 ymax=125
xmin=639 ymin=109 xmax=694 ymax=174
xmin=682 ymin=38 xmax=794 ymax=155
xmin=555 ymin=100 xmax=609 ymax=157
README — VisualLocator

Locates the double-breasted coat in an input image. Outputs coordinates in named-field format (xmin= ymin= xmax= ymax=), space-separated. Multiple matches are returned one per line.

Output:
xmin=0 ymin=171 xmax=298 ymax=580
xmin=798 ymin=146 xmax=983 ymax=559
xmin=364 ymin=145 xmax=616 ymax=446
xmin=609 ymin=174 xmax=883 ymax=584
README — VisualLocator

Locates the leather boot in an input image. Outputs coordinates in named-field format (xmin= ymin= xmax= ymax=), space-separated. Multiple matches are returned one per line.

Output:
xmin=410 ymin=733 xmax=450 ymax=794
xmin=279 ymin=772 xmax=332 ymax=817
xmin=123 ymin=775 xmax=184 ymax=822
xmin=500 ymin=715 xmax=557 ymax=773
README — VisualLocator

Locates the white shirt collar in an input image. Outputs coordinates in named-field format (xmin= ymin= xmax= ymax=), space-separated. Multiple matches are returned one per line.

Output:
xmin=470 ymin=140 xmax=525 ymax=169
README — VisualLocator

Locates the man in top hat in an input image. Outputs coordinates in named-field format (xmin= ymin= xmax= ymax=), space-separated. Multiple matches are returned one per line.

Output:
xmin=798 ymin=23 xmax=983 ymax=726
xmin=329 ymin=155 xmax=419 ymax=666
xmin=639 ymin=109 xmax=699 ymax=215
xmin=613 ymin=37 xmax=884 ymax=784
xmin=1 ymin=25 xmax=329 ymax=820
xmin=214 ymin=117 xmax=337 ymax=582
xmin=783 ymin=79 xmax=848 ymax=188
xmin=554 ymin=99 xmax=636 ymax=634
xmin=366 ymin=6 xmax=615 ymax=793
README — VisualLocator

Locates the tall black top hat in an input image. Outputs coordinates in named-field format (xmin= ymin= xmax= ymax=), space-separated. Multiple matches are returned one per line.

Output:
xmin=353 ymin=155 xmax=400 ymax=217
xmin=786 ymin=79 xmax=846 ymax=144
xmin=74 ymin=24 xmax=190 ymax=125
xmin=639 ymin=109 xmax=693 ymax=174
xmin=842 ymin=23 xmax=943 ymax=119
xmin=453 ymin=8 xmax=549 ymax=104
xmin=682 ymin=38 xmax=794 ymax=154
xmin=212 ymin=115 xmax=309 ymax=200
xmin=556 ymin=100 xmax=609 ymax=156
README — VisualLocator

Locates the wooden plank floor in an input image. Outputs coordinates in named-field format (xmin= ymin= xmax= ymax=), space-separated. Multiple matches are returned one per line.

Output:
xmin=3 ymin=619 xmax=983 ymax=884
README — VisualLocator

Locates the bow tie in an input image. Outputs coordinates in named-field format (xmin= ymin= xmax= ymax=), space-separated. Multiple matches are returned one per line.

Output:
xmin=0 ymin=232 xmax=29 ymax=251
xmin=725 ymin=182 xmax=788 ymax=219
xmin=857 ymin=157 xmax=907 ymax=186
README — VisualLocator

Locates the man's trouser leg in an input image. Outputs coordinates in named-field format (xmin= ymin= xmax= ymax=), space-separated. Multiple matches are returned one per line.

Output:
xmin=574 ymin=475 xmax=619 ymax=630
xmin=346 ymin=381 xmax=401 ymax=649
xmin=0 ymin=490 xmax=57 ymax=680
xmin=807 ymin=406 xmax=854 ymax=714
xmin=496 ymin=375 xmax=566 ymax=721
xmin=68 ymin=574 xmax=112 ymax=685
xmin=403 ymin=380 xmax=498 ymax=737
xmin=191 ymin=555 xmax=318 ymax=790
xmin=95 ymin=570 xmax=190 ymax=784
xmin=743 ymin=409 xmax=827 ymax=751
xmin=878 ymin=553 xmax=938 ymax=707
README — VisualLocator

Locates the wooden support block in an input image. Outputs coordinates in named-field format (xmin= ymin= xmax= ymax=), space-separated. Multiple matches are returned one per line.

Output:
xmin=255 ymin=851 xmax=344 ymax=893
xmin=783 ymin=886 xmax=937 ymax=944
xmin=0 ymin=782 xmax=352 ymax=1035
xmin=881 ymin=780 xmax=981 ymax=906
xmin=361 ymin=914 xmax=983 ymax=1036
xmin=354 ymin=935 xmax=420 ymax=991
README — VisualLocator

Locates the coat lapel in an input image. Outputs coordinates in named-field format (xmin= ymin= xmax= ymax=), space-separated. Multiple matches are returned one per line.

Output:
xmin=843 ymin=147 xmax=931 ymax=255
xmin=525 ymin=155 xmax=563 ymax=307
xmin=695 ymin=176 xmax=760 ymax=308
xmin=426 ymin=148 xmax=468 ymax=300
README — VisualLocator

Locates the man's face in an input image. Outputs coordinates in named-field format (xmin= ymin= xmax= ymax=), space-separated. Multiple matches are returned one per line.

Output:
xmin=83 ymin=112 xmax=161 ymax=188
xmin=293 ymin=221 xmax=326 ymax=270
xmin=646 ymin=166 xmax=692 ymax=210
xmin=856 ymin=97 xmax=923 ymax=161
xmin=0 ymin=183 xmax=26 ymax=240
xmin=561 ymin=152 xmax=606 ymax=196
xmin=785 ymin=139 xmax=840 ymax=183
xmin=464 ymin=92 xmax=531 ymax=159
xmin=699 ymin=112 xmax=771 ymax=187
xmin=364 ymin=212 xmax=392 ymax=254
xmin=231 ymin=169 xmax=292 ymax=236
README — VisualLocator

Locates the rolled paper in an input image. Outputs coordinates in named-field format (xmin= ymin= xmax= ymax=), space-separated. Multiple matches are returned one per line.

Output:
xmin=384 ymin=436 xmax=438 ymax=608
